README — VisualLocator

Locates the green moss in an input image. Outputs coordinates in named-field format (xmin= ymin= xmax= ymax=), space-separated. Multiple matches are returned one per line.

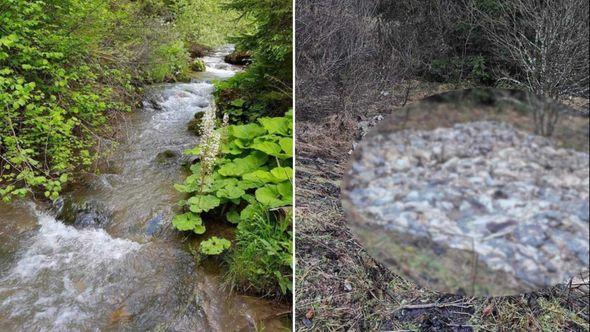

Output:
xmin=191 ymin=59 xmax=206 ymax=72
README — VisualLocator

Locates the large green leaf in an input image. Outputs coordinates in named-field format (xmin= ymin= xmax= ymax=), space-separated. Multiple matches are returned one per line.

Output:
xmin=216 ymin=184 xmax=245 ymax=200
xmin=242 ymin=169 xmax=277 ymax=183
xmin=258 ymin=117 xmax=290 ymax=136
xmin=270 ymin=167 xmax=292 ymax=181
xmin=236 ymin=180 xmax=260 ymax=190
xmin=241 ymin=194 xmax=257 ymax=204
xmin=229 ymin=123 xmax=266 ymax=140
xmin=210 ymin=177 xmax=239 ymax=191
xmin=277 ymin=181 xmax=293 ymax=202
xmin=255 ymin=185 xmax=286 ymax=208
xmin=200 ymin=236 xmax=231 ymax=255
xmin=221 ymin=141 xmax=242 ymax=155
xmin=217 ymin=152 xmax=268 ymax=176
xmin=226 ymin=209 xmax=241 ymax=224
xmin=278 ymin=137 xmax=293 ymax=156
xmin=172 ymin=212 xmax=206 ymax=234
xmin=233 ymin=138 xmax=249 ymax=149
xmin=188 ymin=195 xmax=221 ymax=213
xmin=251 ymin=141 xmax=282 ymax=156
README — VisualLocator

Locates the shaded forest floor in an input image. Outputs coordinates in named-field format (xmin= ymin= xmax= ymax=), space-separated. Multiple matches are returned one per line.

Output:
xmin=295 ymin=84 xmax=590 ymax=331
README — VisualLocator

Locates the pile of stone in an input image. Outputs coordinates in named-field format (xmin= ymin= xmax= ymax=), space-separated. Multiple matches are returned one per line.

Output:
xmin=345 ymin=121 xmax=589 ymax=291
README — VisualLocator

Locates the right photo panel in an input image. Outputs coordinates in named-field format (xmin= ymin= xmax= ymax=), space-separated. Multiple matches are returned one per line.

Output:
xmin=295 ymin=0 xmax=589 ymax=331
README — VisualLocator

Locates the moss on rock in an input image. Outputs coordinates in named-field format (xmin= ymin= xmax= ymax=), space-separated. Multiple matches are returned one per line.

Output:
xmin=191 ymin=59 xmax=206 ymax=72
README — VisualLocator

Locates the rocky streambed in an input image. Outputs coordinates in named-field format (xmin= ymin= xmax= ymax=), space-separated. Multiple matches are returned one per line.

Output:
xmin=344 ymin=121 xmax=589 ymax=296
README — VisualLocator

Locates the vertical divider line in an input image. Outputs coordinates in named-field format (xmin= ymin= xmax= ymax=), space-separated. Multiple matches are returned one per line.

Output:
xmin=291 ymin=0 xmax=297 ymax=329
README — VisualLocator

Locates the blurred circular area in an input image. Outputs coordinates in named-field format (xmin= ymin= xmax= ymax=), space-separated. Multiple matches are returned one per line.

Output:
xmin=342 ymin=88 xmax=589 ymax=296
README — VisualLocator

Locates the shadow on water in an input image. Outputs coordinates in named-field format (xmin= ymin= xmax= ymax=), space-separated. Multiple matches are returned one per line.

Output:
xmin=0 ymin=46 xmax=290 ymax=331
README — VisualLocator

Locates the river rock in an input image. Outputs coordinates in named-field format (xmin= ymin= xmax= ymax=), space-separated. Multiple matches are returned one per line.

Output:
xmin=154 ymin=150 xmax=181 ymax=166
xmin=191 ymin=59 xmax=206 ymax=72
xmin=54 ymin=197 xmax=110 ymax=229
xmin=223 ymin=50 xmax=252 ymax=65
xmin=187 ymin=112 xmax=204 ymax=135
xmin=344 ymin=121 xmax=590 ymax=296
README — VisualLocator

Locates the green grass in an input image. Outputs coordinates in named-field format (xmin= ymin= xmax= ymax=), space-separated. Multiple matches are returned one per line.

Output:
xmin=225 ymin=211 xmax=293 ymax=298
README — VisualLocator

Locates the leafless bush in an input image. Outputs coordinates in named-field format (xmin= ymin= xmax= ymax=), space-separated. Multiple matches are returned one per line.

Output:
xmin=295 ymin=0 xmax=405 ymax=121
xmin=470 ymin=0 xmax=590 ymax=135
xmin=296 ymin=0 xmax=589 ymax=132
xmin=295 ymin=0 xmax=472 ymax=121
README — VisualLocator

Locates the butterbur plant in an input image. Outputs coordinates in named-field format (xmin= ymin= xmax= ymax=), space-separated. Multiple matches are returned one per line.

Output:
xmin=173 ymin=110 xmax=293 ymax=261
xmin=172 ymin=106 xmax=224 ymax=236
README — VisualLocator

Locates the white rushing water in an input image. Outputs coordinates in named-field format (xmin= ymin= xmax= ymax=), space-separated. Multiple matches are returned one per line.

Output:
xmin=0 ymin=208 xmax=141 ymax=330
xmin=201 ymin=45 xmax=238 ymax=78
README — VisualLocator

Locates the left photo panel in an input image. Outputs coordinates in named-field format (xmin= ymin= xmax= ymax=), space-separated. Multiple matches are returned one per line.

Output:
xmin=0 ymin=0 xmax=293 ymax=330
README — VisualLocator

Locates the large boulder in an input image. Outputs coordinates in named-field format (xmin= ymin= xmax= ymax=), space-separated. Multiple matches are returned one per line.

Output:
xmin=224 ymin=50 xmax=252 ymax=65
xmin=187 ymin=43 xmax=210 ymax=58
xmin=155 ymin=150 xmax=181 ymax=165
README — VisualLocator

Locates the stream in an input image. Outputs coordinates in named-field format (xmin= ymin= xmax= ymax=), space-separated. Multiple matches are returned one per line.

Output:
xmin=0 ymin=45 xmax=289 ymax=331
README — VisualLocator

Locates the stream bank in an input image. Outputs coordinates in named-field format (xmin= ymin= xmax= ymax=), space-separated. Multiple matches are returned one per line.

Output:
xmin=0 ymin=46 xmax=289 ymax=331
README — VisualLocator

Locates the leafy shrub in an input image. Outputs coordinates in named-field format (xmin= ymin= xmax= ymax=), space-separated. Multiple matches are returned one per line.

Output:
xmin=427 ymin=55 xmax=492 ymax=84
xmin=173 ymin=110 xmax=293 ymax=295
xmin=148 ymin=40 xmax=191 ymax=82
xmin=470 ymin=55 xmax=491 ymax=84
xmin=215 ymin=0 xmax=293 ymax=122
xmin=0 ymin=0 xmax=126 ymax=201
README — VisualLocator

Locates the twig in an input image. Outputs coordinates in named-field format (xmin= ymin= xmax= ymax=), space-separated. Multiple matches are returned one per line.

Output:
xmin=396 ymin=300 xmax=473 ymax=311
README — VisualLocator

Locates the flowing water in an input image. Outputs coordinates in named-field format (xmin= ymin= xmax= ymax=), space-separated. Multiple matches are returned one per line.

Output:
xmin=0 ymin=46 xmax=289 ymax=331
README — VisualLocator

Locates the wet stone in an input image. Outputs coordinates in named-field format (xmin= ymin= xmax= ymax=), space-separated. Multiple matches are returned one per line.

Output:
xmin=344 ymin=121 xmax=590 ymax=296
xmin=145 ymin=215 xmax=163 ymax=236
xmin=155 ymin=150 xmax=180 ymax=165
xmin=54 ymin=197 xmax=110 ymax=229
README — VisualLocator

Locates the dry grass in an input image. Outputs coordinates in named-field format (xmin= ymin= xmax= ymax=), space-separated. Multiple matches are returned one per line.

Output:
xmin=295 ymin=86 xmax=590 ymax=331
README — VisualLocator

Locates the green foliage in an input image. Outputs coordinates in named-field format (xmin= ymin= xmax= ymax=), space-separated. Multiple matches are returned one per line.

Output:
xmin=200 ymin=236 xmax=231 ymax=255
xmin=148 ymin=40 xmax=191 ymax=82
xmin=172 ymin=212 xmax=205 ymax=233
xmin=215 ymin=0 xmax=293 ymax=122
xmin=174 ymin=110 xmax=293 ymax=230
xmin=174 ymin=0 xmax=250 ymax=48
xmin=470 ymin=56 xmax=491 ymax=83
xmin=226 ymin=211 xmax=292 ymax=297
xmin=0 ymin=0 xmax=122 ymax=201
xmin=0 ymin=0 xmax=246 ymax=201
xmin=174 ymin=111 xmax=292 ymax=296
xmin=427 ymin=55 xmax=492 ymax=84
